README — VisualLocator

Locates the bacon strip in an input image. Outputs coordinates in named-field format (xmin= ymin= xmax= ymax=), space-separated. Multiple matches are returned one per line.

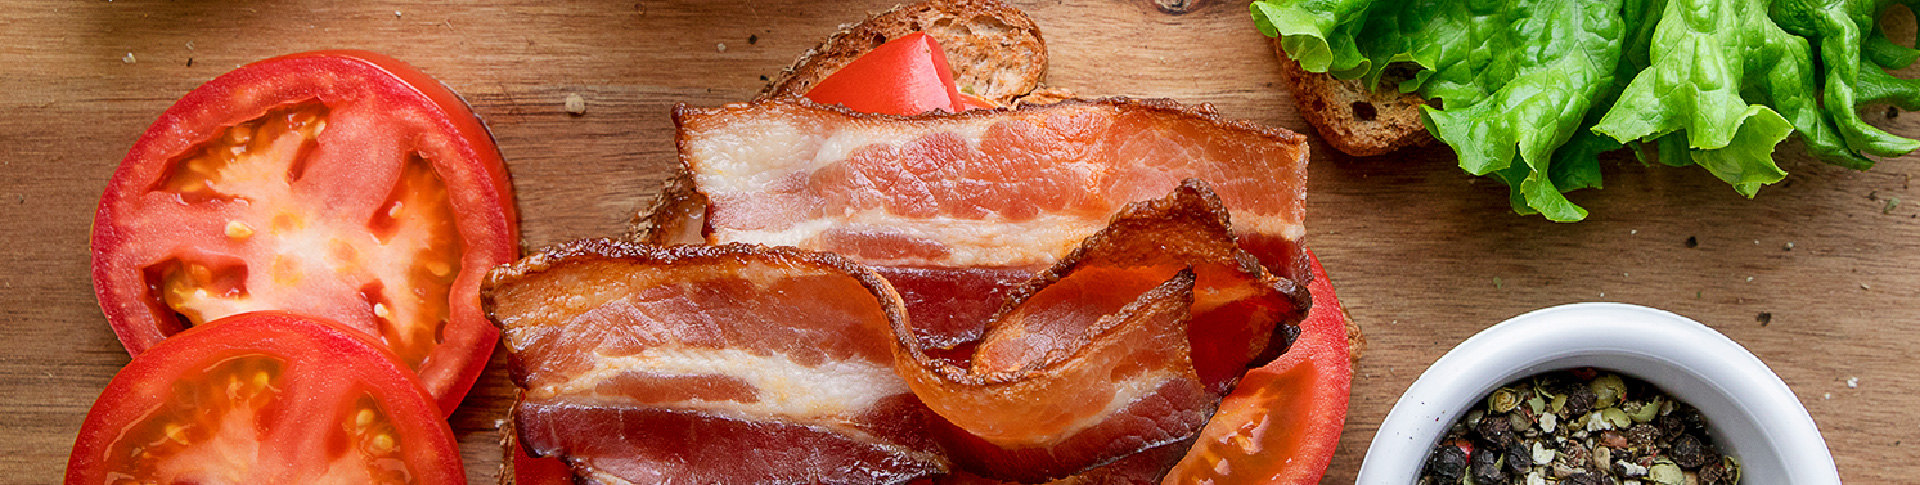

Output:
xmin=485 ymin=241 xmax=948 ymax=484
xmin=674 ymin=97 xmax=1309 ymax=276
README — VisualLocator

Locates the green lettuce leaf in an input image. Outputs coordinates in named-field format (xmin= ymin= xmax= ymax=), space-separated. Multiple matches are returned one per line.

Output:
xmin=1864 ymin=20 xmax=1920 ymax=69
xmin=1857 ymin=62 xmax=1920 ymax=110
xmin=1254 ymin=0 xmax=1919 ymax=220
xmin=1350 ymin=1 xmax=1513 ymax=100
xmin=1592 ymin=0 xmax=1806 ymax=195
xmin=1771 ymin=0 xmax=1920 ymax=157
xmin=1693 ymin=108 xmax=1794 ymax=196
xmin=1250 ymin=0 xmax=1379 ymax=79
xmin=1421 ymin=0 xmax=1626 ymax=221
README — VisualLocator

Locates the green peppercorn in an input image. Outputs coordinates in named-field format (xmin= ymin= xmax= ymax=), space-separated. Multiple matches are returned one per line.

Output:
xmin=1488 ymin=387 xmax=1522 ymax=413
xmin=1648 ymin=459 xmax=1684 ymax=485
xmin=1626 ymin=396 xmax=1663 ymax=423
xmin=1590 ymin=374 xmax=1626 ymax=409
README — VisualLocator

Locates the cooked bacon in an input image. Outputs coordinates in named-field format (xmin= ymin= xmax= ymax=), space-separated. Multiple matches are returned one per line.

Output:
xmin=674 ymin=96 xmax=1312 ymax=365
xmin=674 ymin=97 xmax=1309 ymax=275
xmin=874 ymin=265 xmax=1037 ymax=353
xmin=891 ymin=181 xmax=1300 ymax=482
xmin=519 ymin=98 xmax=1315 ymax=483
xmin=484 ymin=241 xmax=948 ymax=484
xmin=489 ymin=184 xmax=1301 ymax=484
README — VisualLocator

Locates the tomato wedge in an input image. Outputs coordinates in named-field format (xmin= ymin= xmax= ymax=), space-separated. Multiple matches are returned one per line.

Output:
xmin=1162 ymin=248 xmax=1353 ymax=484
xmin=65 ymin=312 xmax=466 ymax=485
xmin=90 ymin=50 xmax=518 ymax=413
xmin=805 ymin=32 xmax=988 ymax=115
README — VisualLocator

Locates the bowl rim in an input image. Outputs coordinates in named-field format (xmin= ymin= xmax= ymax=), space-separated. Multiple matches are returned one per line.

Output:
xmin=1354 ymin=302 xmax=1838 ymax=485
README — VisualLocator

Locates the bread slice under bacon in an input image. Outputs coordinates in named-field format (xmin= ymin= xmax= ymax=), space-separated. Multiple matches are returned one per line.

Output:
xmin=759 ymin=0 xmax=1049 ymax=107
xmin=1271 ymin=37 xmax=1434 ymax=157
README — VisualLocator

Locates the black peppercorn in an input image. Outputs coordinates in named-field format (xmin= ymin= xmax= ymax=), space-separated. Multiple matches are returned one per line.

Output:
xmin=1564 ymin=384 xmax=1596 ymax=416
xmin=1677 ymin=405 xmax=1709 ymax=432
xmin=1698 ymin=458 xmax=1735 ymax=485
xmin=1471 ymin=445 xmax=1510 ymax=485
xmin=1424 ymin=444 xmax=1468 ymax=483
xmin=1504 ymin=438 xmax=1532 ymax=476
xmin=1670 ymin=434 xmax=1714 ymax=468
xmin=1656 ymin=412 xmax=1686 ymax=440
xmin=1476 ymin=413 xmax=1515 ymax=446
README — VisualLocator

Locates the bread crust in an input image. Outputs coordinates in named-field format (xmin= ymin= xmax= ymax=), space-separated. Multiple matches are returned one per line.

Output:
xmin=1272 ymin=37 xmax=1433 ymax=158
xmin=759 ymin=0 xmax=1048 ymax=106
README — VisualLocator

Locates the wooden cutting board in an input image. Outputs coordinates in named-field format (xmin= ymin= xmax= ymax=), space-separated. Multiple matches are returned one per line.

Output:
xmin=4 ymin=1 xmax=1916 ymax=483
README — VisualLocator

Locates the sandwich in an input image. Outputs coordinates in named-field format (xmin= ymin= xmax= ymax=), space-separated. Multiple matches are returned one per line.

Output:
xmin=492 ymin=1 xmax=1361 ymax=483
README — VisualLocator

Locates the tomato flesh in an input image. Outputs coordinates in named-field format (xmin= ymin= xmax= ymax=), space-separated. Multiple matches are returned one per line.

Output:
xmin=805 ymin=32 xmax=983 ymax=115
xmin=105 ymin=355 xmax=282 ymax=483
xmin=1162 ymin=249 xmax=1352 ymax=484
xmin=66 ymin=312 xmax=466 ymax=485
xmin=93 ymin=51 xmax=517 ymax=413
xmin=143 ymin=102 xmax=463 ymax=371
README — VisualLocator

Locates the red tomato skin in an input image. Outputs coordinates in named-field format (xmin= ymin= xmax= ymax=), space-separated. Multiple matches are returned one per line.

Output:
xmin=953 ymin=93 xmax=996 ymax=111
xmin=1162 ymin=248 xmax=1352 ymax=485
xmin=90 ymin=50 xmax=516 ymax=414
xmin=64 ymin=312 xmax=467 ymax=485
xmin=804 ymin=32 xmax=977 ymax=115
xmin=1257 ymin=248 xmax=1353 ymax=484
xmin=511 ymin=435 xmax=577 ymax=485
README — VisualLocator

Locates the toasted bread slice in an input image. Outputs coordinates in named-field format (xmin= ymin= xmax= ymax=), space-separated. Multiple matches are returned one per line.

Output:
xmin=759 ymin=0 xmax=1047 ymax=106
xmin=1272 ymin=37 xmax=1433 ymax=158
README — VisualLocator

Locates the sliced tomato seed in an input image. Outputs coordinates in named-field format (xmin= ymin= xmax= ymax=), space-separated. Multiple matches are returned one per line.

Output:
xmin=338 ymin=394 xmax=418 ymax=485
xmin=110 ymin=355 xmax=284 ymax=481
xmin=148 ymin=257 xmax=249 ymax=333
xmin=224 ymin=220 xmax=255 ymax=240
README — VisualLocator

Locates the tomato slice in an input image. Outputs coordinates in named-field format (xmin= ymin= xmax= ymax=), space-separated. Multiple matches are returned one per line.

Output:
xmin=805 ymin=32 xmax=983 ymax=115
xmin=90 ymin=50 xmax=518 ymax=413
xmin=1162 ymin=248 xmax=1353 ymax=484
xmin=65 ymin=312 xmax=467 ymax=485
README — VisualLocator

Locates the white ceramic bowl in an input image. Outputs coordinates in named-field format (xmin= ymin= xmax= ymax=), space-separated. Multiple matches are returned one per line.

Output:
xmin=1356 ymin=302 xmax=1838 ymax=485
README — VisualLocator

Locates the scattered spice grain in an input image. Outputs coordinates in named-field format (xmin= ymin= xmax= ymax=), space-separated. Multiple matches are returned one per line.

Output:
xmin=564 ymin=94 xmax=586 ymax=115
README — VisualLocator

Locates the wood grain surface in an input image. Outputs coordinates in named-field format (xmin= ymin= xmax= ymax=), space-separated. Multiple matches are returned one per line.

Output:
xmin=4 ymin=1 xmax=1918 ymax=483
